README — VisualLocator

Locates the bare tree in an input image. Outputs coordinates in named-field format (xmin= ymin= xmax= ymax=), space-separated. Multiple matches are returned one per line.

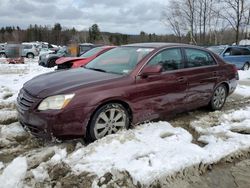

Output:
xmin=162 ymin=1 xmax=186 ymax=41
xmin=162 ymin=0 xmax=197 ymax=44
xmin=220 ymin=0 xmax=248 ymax=44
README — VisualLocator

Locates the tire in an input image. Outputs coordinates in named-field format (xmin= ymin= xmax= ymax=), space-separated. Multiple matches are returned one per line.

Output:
xmin=209 ymin=84 xmax=227 ymax=111
xmin=242 ymin=63 xmax=249 ymax=71
xmin=27 ymin=53 xmax=34 ymax=59
xmin=0 ymin=53 xmax=6 ymax=58
xmin=48 ymin=59 xmax=56 ymax=67
xmin=88 ymin=103 xmax=129 ymax=141
xmin=39 ymin=62 xmax=45 ymax=67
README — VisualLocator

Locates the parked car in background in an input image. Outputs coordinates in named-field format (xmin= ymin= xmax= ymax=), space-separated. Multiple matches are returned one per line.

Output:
xmin=207 ymin=45 xmax=250 ymax=70
xmin=0 ymin=42 xmax=39 ymax=58
xmin=38 ymin=48 xmax=69 ymax=67
xmin=5 ymin=44 xmax=24 ymax=64
xmin=21 ymin=43 xmax=39 ymax=58
xmin=67 ymin=43 xmax=103 ymax=57
xmin=17 ymin=43 xmax=238 ymax=141
xmin=56 ymin=46 xmax=116 ymax=69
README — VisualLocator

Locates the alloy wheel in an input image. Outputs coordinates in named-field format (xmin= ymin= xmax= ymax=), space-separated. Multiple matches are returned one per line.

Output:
xmin=93 ymin=108 xmax=126 ymax=139
xmin=212 ymin=86 xmax=226 ymax=109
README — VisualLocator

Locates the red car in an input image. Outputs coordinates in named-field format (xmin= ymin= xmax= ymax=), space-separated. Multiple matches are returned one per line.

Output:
xmin=56 ymin=46 xmax=116 ymax=69
xmin=16 ymin=43 xmax=238 ymax=141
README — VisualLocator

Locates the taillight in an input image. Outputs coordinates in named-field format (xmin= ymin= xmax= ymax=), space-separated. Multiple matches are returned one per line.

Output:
xmin=233 ymin=65 xmax=239 ymax=80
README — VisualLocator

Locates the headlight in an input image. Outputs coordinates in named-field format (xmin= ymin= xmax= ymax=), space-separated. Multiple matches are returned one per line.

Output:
xmin=38 ymin=94 xmax=75 ymax=111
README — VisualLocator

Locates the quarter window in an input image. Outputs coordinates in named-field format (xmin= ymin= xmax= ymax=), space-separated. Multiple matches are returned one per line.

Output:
xmin=185 ymin=48 xmax=215 ymax=67
xmin=147 ymin=48 xmax=183 ymax=71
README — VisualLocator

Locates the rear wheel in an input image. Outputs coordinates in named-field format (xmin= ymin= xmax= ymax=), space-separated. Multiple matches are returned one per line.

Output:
xmin=88 ymin=103 xmax=129 ymax=141
xmin=210 ymin=84 xmax=227 ymax=111
xmin=242 ymin=62 xmax=249 ymax=71
xmin=27 ymin=53 xmax=34 ymax=59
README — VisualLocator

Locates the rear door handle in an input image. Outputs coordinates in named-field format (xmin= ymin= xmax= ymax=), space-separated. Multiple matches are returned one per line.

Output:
xmin=213 ymin=71 xmax=218 ymax=76
xmin=177 ymin=77 xmax=186 ymax=83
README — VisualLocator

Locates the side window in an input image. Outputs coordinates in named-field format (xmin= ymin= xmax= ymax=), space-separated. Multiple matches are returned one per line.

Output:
xmin=231 ymin=48 xmax=242 ymax=55
xmin=240 ymin=48 xmax=250 ymax=55
xmin=224 ymin=48 xmax=231 ymax=56
xmin=147 ymin=48 xmax=183 ymax=71
xmin=185 ymin=48 xmax=216 ymax=67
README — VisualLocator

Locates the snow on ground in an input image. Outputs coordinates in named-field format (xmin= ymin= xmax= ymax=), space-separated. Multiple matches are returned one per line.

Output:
xmin=1 ymin=59 xmax=250 ymax=186
xmin=0 ymin=157 xmax=27 ymax=188
xmin=0 ymin=58 xmax=54 ymax=106
xmin=238 ymin=70 xmax=250 ymax=80
xmin=232 ymin=70 xmax=250 ymax=97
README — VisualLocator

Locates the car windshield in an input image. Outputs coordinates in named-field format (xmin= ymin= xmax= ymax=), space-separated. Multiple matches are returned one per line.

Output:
xmin=207 ymin=46 xmax=225 ymax=54
xmin=80 ymin=47 xmax=106 ymax=58
xmin=85 ymin=47 xmax=154 ymax=75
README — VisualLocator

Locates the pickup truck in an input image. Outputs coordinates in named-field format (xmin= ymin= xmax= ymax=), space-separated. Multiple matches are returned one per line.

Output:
xmin=207 ymin=45 xmax=250 ymax=70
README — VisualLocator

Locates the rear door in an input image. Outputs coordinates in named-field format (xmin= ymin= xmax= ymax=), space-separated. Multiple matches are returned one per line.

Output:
xmin=183 ymin=48 xmax=219 ymax=110
xmin=134 ymin=48 xmax=188 ymax=122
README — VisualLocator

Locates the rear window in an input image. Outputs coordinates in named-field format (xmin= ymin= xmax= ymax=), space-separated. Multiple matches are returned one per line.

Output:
xmin=23 ymin=45 xmax=32 ymax=49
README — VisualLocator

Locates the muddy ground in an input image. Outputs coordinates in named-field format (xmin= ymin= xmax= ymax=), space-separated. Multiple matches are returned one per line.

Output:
xmin=1 ymin=90 xmax=250 ymax=187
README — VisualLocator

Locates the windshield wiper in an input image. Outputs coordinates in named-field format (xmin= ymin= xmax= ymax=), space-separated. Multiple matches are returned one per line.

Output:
xmin=84 ymin=67 xmax=106 ymax=72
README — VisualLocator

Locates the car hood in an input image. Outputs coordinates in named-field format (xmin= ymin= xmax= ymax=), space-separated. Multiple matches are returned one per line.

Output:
xmin=23 ymin=68 xmax=122 ymax=98
xmin=56 ymin=57 xmax=86 ymax=65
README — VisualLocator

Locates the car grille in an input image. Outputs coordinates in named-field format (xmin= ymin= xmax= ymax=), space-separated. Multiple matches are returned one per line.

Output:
xmin=16 ymin=89 xmax=36 ymax=113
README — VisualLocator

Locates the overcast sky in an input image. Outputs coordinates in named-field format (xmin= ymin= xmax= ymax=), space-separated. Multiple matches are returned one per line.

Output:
xmin=0 ymin=0 xmax=169 ymax=34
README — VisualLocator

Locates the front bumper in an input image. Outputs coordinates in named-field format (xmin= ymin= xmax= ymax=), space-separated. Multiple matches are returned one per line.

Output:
xmin=16 ymin=89 xmax=94 ymax=139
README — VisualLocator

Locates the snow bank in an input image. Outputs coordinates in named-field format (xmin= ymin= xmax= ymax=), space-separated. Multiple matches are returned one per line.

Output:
xmin=65 ymin=122 xmax=207 ymax=184
xmin=0 ymin=157 xmax=27 ymax=188
xmin=192 ymin=107 xmax=250 ymax=163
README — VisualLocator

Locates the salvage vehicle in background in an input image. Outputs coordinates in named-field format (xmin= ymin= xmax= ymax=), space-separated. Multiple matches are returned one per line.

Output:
xmin=17 ymin=43 xmax=238 ymax=141
xmin=38 ymin=48 xmax=69 ymax=67
xmin=207 ymin=45 xmax=250 ymax=70
xmin=0 ymin=43 xmax=39 ymax=58
xmin=21 ymin=43 xmax=40 ymax=58
xmin=56 ymin=46 xmax=116 ymax=69
xmin=5 ymin=44 xmax=24 ymax=64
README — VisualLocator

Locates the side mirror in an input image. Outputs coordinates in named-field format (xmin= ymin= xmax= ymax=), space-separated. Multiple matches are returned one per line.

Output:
xmin=223 ymin=52 xmax=230 ymax=56
xmin=140 ymin=64 xmax=163 ymax=77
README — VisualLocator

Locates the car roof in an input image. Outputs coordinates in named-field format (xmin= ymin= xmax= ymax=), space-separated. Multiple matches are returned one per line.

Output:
xmin=122 ymin=42 xmax=200 ymax=49
xmin=227 ymin=45 xmax=249 ymax=49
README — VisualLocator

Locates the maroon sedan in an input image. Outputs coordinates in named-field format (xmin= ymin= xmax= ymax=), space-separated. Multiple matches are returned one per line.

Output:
xmin=16 ymin=43 xmax=238 ymax=141
xmin=56 ymin=46 xmax=116 ymax=69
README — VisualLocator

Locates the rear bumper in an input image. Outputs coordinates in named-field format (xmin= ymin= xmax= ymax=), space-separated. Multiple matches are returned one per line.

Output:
xmin=228 ymin=78 xmax=238 ymax=95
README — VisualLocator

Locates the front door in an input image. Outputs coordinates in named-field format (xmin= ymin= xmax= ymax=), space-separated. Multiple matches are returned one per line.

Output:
xmin=134 ymin=48 xmax=188 ymax=122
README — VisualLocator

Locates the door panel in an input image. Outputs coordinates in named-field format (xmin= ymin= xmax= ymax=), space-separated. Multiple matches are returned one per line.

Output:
xmin=184 ymin=48 xmax=219 ymax=110
xmin=133 ymin=48 xmax=187 ymax=123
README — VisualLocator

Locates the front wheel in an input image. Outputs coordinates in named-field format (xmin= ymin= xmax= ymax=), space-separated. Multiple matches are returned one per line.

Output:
xmin=88 ymin=103 xmax=129 ymax=141
xmin=0 ymin=53 xmax=6 ymax=58
xmin=209 ymin=84 xmax=227 ymax=111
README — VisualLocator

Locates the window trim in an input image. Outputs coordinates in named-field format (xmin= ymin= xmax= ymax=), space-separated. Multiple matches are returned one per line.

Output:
xmin=182 ymin=47 xmax=218 ymax=69
xmin=138 ymin=47 xmax=185 ymax=74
